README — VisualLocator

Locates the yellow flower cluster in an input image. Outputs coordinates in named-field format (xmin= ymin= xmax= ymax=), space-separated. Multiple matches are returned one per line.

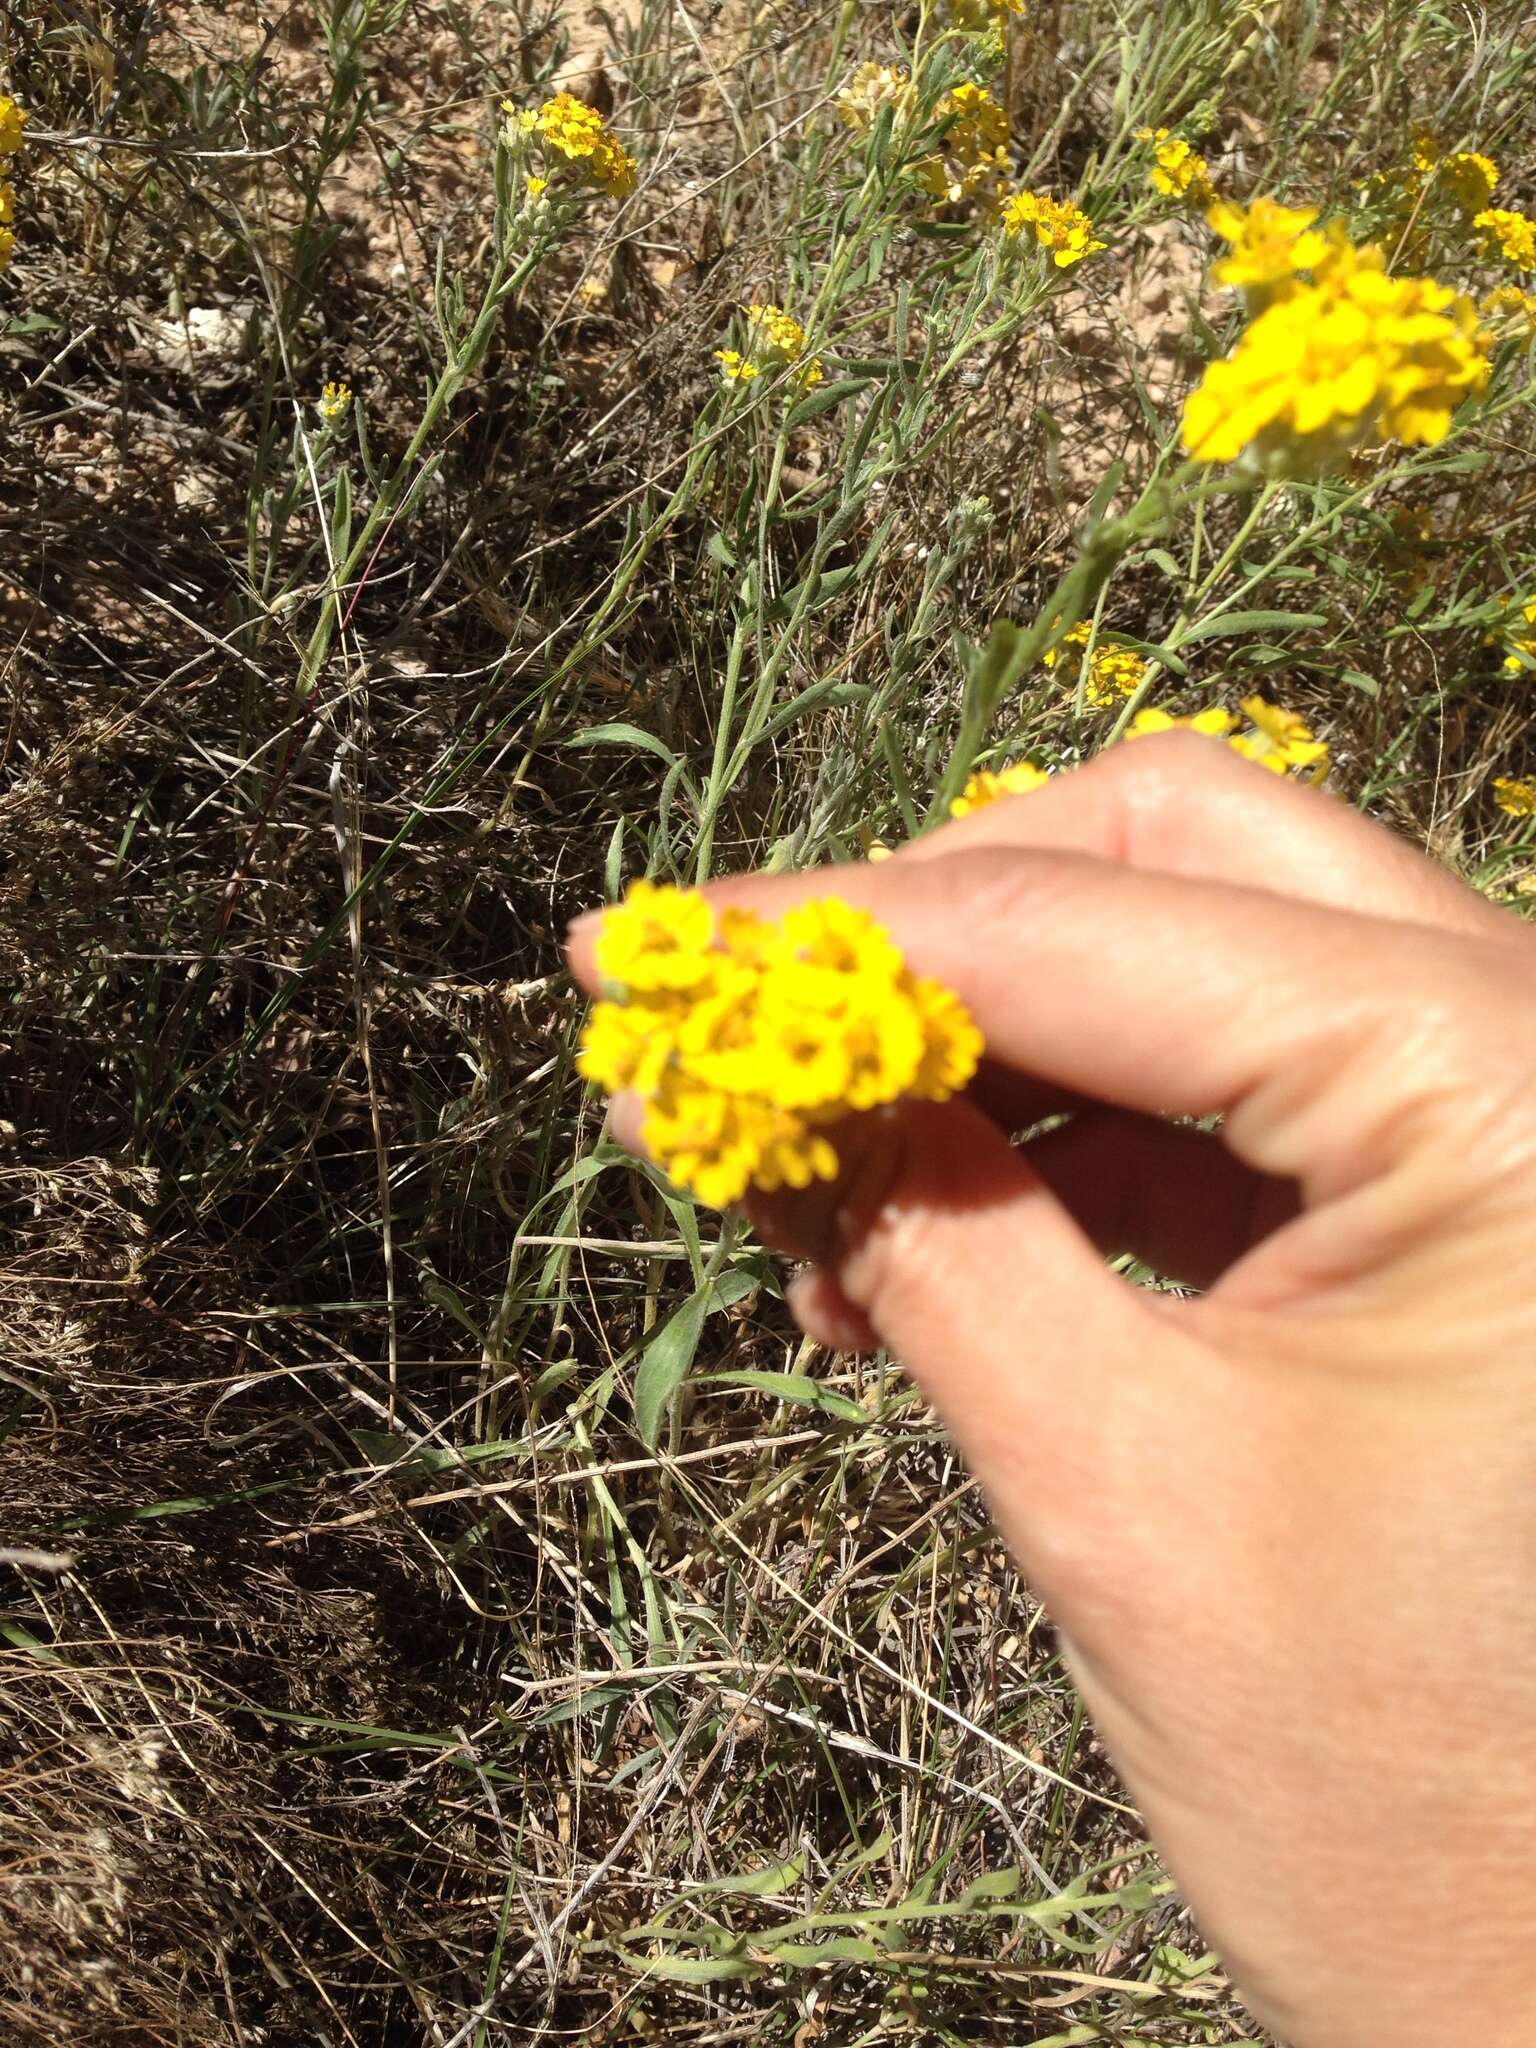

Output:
xmin=1432 ymin=148 xmax=1499 ymax=215
xmin=1184 ymin=227 xmax=1489 ymax=468
xmin=1127 ymin=698 xmax=1329 ymax=781
xmin=1207 ymin=197 xmax=1328 ymax=306
xmin=1473 ymin=207 xmax=1536 ymax=274
xmin=0 ymin=92 xmax=27 ymax=273
xmin=715 ymin=302 xmax=822 ymax=388
xmin=1127 ymin=706 xmax=1242 ymax=741
xmin=317 ymin=381 xmax=352 ymax=423
xmin=1042 ymin=620 xmax=1147 ymax=706
xmin=912 ymin=83 xmax=1010 ymax=208
xmin=1493 ymin=777 xmax=1536 ymax=818
xmin=1501 ymin=596 xmax=1536 ymax=674
xmin=1001 ymin=189 xmax=1106 ymax=267
xmin=1481 ymin=283 xmax=1536 ymax=333
xmin=579 ymin=883 xmax=984 ymax=1207
xmin=1137 ymin=127 xmax=1216 ymax=208
xmin=950 ymin=761 xmax=1048 ymax=816
xmin=503 ymin=91 xmax=637 ymax=199
xmin=835 ymin=62 xmax=913 ymax=133
xmin=945 ymin=0 xmax=1026 ymax=28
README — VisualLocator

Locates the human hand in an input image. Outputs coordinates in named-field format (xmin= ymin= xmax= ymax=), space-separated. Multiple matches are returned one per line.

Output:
xmin=568 ymin=735 xmax=1536 ymax=2048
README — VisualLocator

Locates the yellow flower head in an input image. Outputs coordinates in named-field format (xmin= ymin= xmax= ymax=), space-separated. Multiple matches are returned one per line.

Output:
xmin=1501 ymin=596 xmax=1536 ymax=673
xmin=1481 ymin=283 xmax=1536 ymax=333
xmin=1438 ymin=150 xmax=1499 ymax=214
xmin=912 ymin=82 xmax=1010 ymax=210
xmin=581 ymin=884 xmax=983 ymax=1206
xmin=594 ymin=879 xmax=718 ymax=994
xmin=944 ymin=0 xmax=1026 ymax=28
xmin=0 ymin=224 xmax=13 ymax=273
xmin=507 ymin=91 xmax=637 ymax=199
xmin=714 ymin=349 xmax=760 ymax=383
xmin=0 ymin=96 xmax=26 ymax=156
xmin=1125 ymin=701 xmax=1327 ymax=781
xmin=1492 ymin=777 xmax=1536 ymax=818
xmin=1137 ymin=127 xmax=1216 ymax=208
xmin=721 ymin=302 xmax=823 ymax=388
xmin=1001 ymin=189 xmax=1106 ymax=267
xmin=834 ymin=62 xmax=913 ymax=134
xmin=0 ymin=180 xmax=13 ymax=226
xmin=1041 ymin=620 xmax=1147 ymax=705
xmin=1126 ymin=706 xmax=1239 ymax=741
xmin=950 ymin=761 xmax=1049 ymax=817
xmin=1228 ymin=696 xmax=1330 ymax=781
xmin=317 ymin=381 xmax=352 ymax=423
xmin=1184 ymin=233 xmax=1491 ymax=470
xmin=1473 ymin=207 xmax=1536 ymax=274
xmin=1206 ymin=197 xmax=1330 ymax=305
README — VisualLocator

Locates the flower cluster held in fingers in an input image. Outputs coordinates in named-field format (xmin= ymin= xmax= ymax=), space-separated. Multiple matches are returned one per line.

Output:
xmin=1127 ymin=698 xmax=1329 ymax=781
xmin=0 ymin=92 xmax=26 ymax=273
xmin=1043 ymin=620 xmax=1147 ymax=706
xmin=950 ymin=761 xmax=1048 ymax=817
xmin=1138 ymin=127 xmax=1216 ymax=208
xmin=502 ymin=91 xmax=637 ymax=199
xmin=1184 ymin=222 xmax=1490 ymax=468
xmin=1001 ymin=189 xmax=1106 ymax=267
xmin=578 ymin=883 xmax=984 ymax=1207
xmin=715 ymin=302 xmax=822 ymax=388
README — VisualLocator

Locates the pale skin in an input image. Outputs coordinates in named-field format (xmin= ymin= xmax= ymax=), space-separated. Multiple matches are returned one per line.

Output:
xmin=567 ymin=733 xmax=1536 ymax=2047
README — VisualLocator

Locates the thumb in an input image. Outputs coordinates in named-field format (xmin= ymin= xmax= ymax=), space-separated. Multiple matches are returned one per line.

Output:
xmin=770 ymin=1095 xmax=1169 ymax=1548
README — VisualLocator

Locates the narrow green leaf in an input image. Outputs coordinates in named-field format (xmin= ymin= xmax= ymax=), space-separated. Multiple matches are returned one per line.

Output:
xmin=632 ymin=1287 xmax=710 ymax=1446
xmin=701 ymin=1370 xmax=864 ymax=1421
xmin=565 ymin=723 xmax=681 ymax=771
xmin=684 ymin=1852 xmax=804 ymax=1897
xmin=1179 ymin=609 xmax=1327 ymax=643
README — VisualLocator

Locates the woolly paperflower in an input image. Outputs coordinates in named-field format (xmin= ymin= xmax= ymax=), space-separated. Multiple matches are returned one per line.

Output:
xmin=1501 ymin=597 xmax=1536 ymax=673
xmin=1481 ymin=283 xmax=1536 ymax=333
xmin=503 ymin=91 xmax=637 ymax=199
xmin=1228 ymin=697 xmax=1329 ymax=781
xmin=317 ymin=381 xmax=352 ymax=423
xmin=1206 ymin=197 xmax=1330 ymax=305
xmin=950 ymin=761 xmax=1049 ymax=817
xmin=1138 ymin=127 xmax=1216 ymax=207
xmin=1492 ymin=778 xmax=1536 ymax=818
xmin=0 ymin=96 xmax=25 ymax=157
xmin=1125 ymin=701 xmax=1327 ymax=781
xmin=1183 ymin=238 xmax=1490 ymax=468
xmin=912 ymin=82 xmax=1010 ymax=209
xmin=1001 ymin=189 xmax=1106 ymax=267
xmin=580 ymin=885 xmax=983 ymax=1206
xmin=1126 ymin=706 xmax=1239 ymax=741
xmin=1473 ymin=208 xmax=1536 ymax=274
xmin=718 ymin=302 xmax=821 ymax=388
xmin=1043 ymin=620 xmax=1147 ymax=706
xmin=834 ymin=62 xmax=913 ymax=133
